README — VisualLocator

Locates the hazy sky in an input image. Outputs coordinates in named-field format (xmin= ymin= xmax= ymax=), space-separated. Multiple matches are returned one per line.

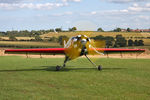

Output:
xmin=0 ymin=0 xmax=150 ymax=31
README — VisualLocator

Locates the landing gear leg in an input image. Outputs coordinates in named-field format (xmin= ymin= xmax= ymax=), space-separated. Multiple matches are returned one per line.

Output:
xmin=85 ymin=54 xmax=102 ymax=71
xmin=56 ymin=56 xmax=69 ymax=71
xmin=63 ymin=56 xmax=69 ymax=67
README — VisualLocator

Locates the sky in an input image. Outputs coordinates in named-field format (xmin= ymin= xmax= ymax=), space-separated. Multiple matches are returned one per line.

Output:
xmin=0 ymin=0 xmax=150 ymax=31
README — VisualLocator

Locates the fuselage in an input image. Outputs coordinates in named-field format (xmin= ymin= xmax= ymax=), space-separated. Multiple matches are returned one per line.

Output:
xmin=64 ymin=35 xmax=91 ymax=59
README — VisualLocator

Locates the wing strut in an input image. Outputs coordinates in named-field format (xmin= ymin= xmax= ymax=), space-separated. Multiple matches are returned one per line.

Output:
xmin=85 ymin=54 xmax=102 ymax=70
xmin=26 ymin=52 xmax=29 ymax=58
xmin=85 ymin=54 xmax=97 ymax=67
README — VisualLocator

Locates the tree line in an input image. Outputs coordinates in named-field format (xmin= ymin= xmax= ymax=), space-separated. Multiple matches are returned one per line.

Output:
xmin=91 ymin=35 xmax=144 ymax=48
xmin=0 ymin=27 xmax=77 ymax=37
xmin=0 ymin=34 xmax=144 ymax=48
xmin=1 ymin=27 xmax=149 ymax=37
xmin=37 ymin=35 xmax=144 ymax=48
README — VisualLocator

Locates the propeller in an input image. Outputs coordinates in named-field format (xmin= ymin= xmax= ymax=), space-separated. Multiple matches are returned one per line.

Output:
xmin=87 ymin=39 xmax=105 ymax=55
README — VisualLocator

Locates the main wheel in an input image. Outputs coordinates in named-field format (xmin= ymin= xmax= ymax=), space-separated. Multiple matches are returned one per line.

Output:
xmin=98 ymin=65 xmax=102 ymax=71
xmin=56 ymin=65 xmax=61 ymax=71
xmin=63 ymin=63 xmax=66 ymax=67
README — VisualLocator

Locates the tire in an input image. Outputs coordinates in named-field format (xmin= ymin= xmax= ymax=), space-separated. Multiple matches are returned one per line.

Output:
xmin=56 ymin=65 xmax=61 ymax=71
xmin=98 ymin=65 xmax=102 ymax=71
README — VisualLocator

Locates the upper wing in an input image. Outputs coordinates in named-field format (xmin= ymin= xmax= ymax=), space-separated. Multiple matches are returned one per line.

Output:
xmin=5 ymin=48 xmax=65 ymax=55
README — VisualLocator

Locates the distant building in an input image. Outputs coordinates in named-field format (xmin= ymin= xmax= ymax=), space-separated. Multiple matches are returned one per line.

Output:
xmin=131 ymin=29 xmax=150 ymax=32
xmin=121 ymin=29 xmax=126 ymax=32
xmin=142 ymin=29 xmax=150 ymax=32
xmin=130 ymin=29 xmax=140 ymax=32
xmin=121 ymin=29 xmax=150 ymax=32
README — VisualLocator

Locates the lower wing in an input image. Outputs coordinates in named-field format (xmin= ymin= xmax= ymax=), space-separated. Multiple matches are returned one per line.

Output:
xmin=5 ymin=48 xmax=145 ymax=55
xmin=5 ymin=48 xmax=65 ymax=55
xmin=96 ymin=48 xmax=145 ymax=54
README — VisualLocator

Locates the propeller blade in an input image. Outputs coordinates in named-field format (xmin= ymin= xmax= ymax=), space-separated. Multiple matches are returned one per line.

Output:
xmin=87 ymin=39 xmax=106 ymax=55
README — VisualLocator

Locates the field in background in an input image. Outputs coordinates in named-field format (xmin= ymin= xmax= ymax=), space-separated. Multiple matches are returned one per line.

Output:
xmin=0 ymin=31 xmax=150 ymax=49
xmin=42 ymin=31 xmax=150 ymax=47
xmin=0 ymin=37 xmax=35 ymax=40
xmin=0 ymin=56 xmax=150 ymax=100
xmin=41 ymin=31 xmax=150 ymax=38
xmin=0 ymin=41 xmax=60 ymax=48
xmin=1 ymin=31 xmax=150 ymax=39
xmin=143 ymin=39 xmax=150 ymax=45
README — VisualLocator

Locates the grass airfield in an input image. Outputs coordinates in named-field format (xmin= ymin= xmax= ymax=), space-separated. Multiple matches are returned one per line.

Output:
xmin=0 ymin=56 xmax=150 ymax=100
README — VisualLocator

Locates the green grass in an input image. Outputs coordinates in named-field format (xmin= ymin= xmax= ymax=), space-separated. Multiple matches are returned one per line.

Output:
xmin=0 ymin=56 xmax=150 ymax=100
